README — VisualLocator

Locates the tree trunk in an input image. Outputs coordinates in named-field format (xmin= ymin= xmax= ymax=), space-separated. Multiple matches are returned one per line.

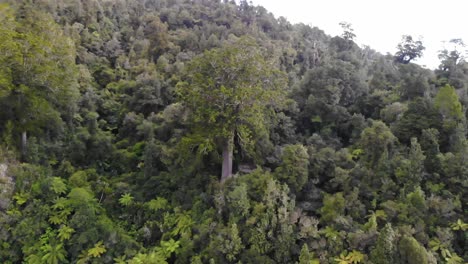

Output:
xmin=221 ymin=133 xmax=234 ymax=183
xmin=21 ymin=131 xmax=27 ymax=160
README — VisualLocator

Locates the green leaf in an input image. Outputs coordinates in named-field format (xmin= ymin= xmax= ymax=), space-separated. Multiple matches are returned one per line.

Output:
xmin=87 ymin=241 xmax=106 ymax=258
xmin=170 ymin=212 xmax=194 ymax=236
xmin=147 ymin=197 xmax=169 ymax=211
xmin=119 ymin=193 xmax=134 ymax=207
xmin=128 ymin=251 xmax=168 ymax=264
xmin=159 ymin=239 xmax=181 ymax=258
xmin=321 ymin=226 xmax=340 ymax=240
xmin=77 ymin=250 xmax=89 ymax=264
xmin=429 ymin=239 xmax=439 ymax=251
xmin=25 ymin=254 xmax=42 ymax=264
xmin=334 ymin=252 xmax=351 ymax=264
xmin=113 ymin=255 xmax=127 ymax=264
xmin=51 ymin=197 xmax=69 ymax=210
xmin=348 ymin=250 xmax=365 ymax=263
xmin=445 ymin=252 xmax=464 ymax=264
xmin=50 ymin=177 xmax=68 ymax=195
xmin=13 ymin=192 xmax=29 ymax=205
xmin=48 ymin=214 xmax=65 ymax=225
xmin=451 ymin=219 xmax=468 ymax=231
xmin=41 ymin=243 xmax=66 ymax=264
xmin=6 ymin=208 xmax=21 ymax=217
xmin=311 ymin=115 xmax=322 ymax=123
xmin=57 ymin=225 xmax=74 ymax=241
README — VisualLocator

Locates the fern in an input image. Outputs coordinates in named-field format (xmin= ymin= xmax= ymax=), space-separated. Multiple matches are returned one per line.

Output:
xmin=147 ymin=197 xmax=169 ymax=211
xmin=57 ymin=225 xmax=74 ymax=241
xmin=348 ymin=250 xmax=365 ymax=263
xmin=13 ymin=192 xmax=29 ymax=205
xmin=87 ymin=241 xmax=106 ymax=258
xmin=158 ymin=239 xmax=181 ymax=258
xmin=119 ymin=193 xmax=134 ymax=207
xmin=451 ymin=219 xmax=468 ymax=231
xmin=50 ymin=177 xmax=67 ymax=195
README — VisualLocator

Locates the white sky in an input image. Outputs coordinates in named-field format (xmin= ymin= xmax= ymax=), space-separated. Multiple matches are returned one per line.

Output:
xmin=251 ymin=0 xmax=468 ymax=69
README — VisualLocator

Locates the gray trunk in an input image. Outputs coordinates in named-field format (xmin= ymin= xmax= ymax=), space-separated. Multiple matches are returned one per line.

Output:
xmin=221 ymin=134 xmax=234 ymax=183
xmin=0 ymin=164 xmax=14 ymax=211
xmin=21 ymin=131 xmax=27 ymax=158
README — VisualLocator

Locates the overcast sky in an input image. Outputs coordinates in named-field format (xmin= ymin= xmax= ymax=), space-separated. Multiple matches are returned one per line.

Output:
xmin=251 ymin=0 xmax=468 ymax=69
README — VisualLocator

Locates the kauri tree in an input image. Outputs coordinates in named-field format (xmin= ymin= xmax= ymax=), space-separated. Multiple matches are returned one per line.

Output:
xmin=177 ymin=37 xmax=287 ymax=182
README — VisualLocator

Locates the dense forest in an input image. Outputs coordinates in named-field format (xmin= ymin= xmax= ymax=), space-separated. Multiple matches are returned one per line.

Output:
xmin=0 ymin=0 xmax=467 ymax=263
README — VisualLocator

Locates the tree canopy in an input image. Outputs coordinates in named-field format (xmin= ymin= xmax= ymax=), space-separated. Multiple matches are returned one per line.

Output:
xmin=177 ymin=37 xmax=287 ymax=181
xmin=0 ymin=1 xmax=466 ymax=263
xmin=394 ymin=35 xmax=426 ymax=64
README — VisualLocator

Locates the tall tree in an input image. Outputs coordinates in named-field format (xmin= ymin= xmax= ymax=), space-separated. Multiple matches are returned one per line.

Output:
xmin=359 ymin=120 xmax=397 ymax=168
xmin=398 ymin=235 xmax=429 ymax=264
xmin=436 ymin=39 xmax=468 ymax=89
xmin=370 ymin=224 xmax=397 ymax=264
xmin=434 ymin=84 xmax=463 ymax=122
xmin=437 ymin=39 xmax=466 ymax=72
xmin=339 ymin=21 xmax=356 ymax=41
xmin=0 ymin=4 xmax=78 ymax=157
xmin=394 ymin=35 xmax=425 ymax=64
xmin=177 ymin=37 xmax=287 ymax=182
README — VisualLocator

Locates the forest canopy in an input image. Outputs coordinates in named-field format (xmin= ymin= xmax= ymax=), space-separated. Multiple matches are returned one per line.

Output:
xmin=0 ymin=0 xmax=466 ymax=263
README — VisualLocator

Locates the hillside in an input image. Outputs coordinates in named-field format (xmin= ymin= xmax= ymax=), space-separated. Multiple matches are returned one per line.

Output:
xmin=0 ymin=0 xmax=467 ymax=263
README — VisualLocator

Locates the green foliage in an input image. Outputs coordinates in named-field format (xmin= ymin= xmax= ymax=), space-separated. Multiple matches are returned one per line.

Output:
xmin=168 ymin=210 xmax=194 ymax=237
xmin=68 ymin=171 xmax=89 ymax=188
xmin=159 ymin=239 xmax=180 ymax=258
xmin=398 ymin=235 xmax=429 ymax=264
xmin=434 ymin=84 xmax=464 ymax=133
xmin=0 ymin=4 xmax=78 ymax=155
xmin=395 ymin=138 xmax=426 ymax=191
xmin=395 ymin=35 xmax=425 ymax=64
xmin=41 ymin=243 xmax=67 ymax=264
xmin=347 ymin=250 xmax=365 ymax=263
xmin=128 ymin=251 xmax=167 ymax=264
xmin=146 ymin=197 xmax=169 ymax=211
xmin=444 ymin=252 xmax=464 ymax=264
xmin=339 ymin=22 xmax=356 ymax=41
xmin=320 ymin=193 xmax=345 ymax=223
xmin=67 ymin=188 xmax=95 ymax=205
xmin=364 ymin=210 xmax=387 ymax=231
xmin=13 ymin=192 xmax=29 ymax=205
xmin=370 ymin=224 xmax=396 ymax=264
xmin=298 ymin=244 xmax=320 ymax=264
xmin=359 ymin=120 xmax=396 ymax=167
xmin=334 ymin=252 xmax=352 ymax=264
xmin=227 ymin=182 xmax=251 ymax=220
xmin=119 ymin=193 xmax=134 ymax=207
xmin=87 ymin=241 xmax=106 ymax=258
xmin=219 ymin=223 xmax=243 ymax=262
xmin=57 ymin=226 xmax=75 ymax=241
xmin=274 ymin=144 xmax=309 ymax=192
xmin=0 ymin=1 xmax=467 ymax=263
xmin=177 ymin=36 xmax=287 ymax=179
xmin=420 ymin=128 xmax=442 ymax=173
xmin=394 ymin=97 xmax=442 ymax=144
xmin=50 ymin=177 xmax=68 ymax=195
xmin=450 ymin=219 xmax=468 ymax=231
xmin=334 ymin=250 xmax=365 ymax=264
